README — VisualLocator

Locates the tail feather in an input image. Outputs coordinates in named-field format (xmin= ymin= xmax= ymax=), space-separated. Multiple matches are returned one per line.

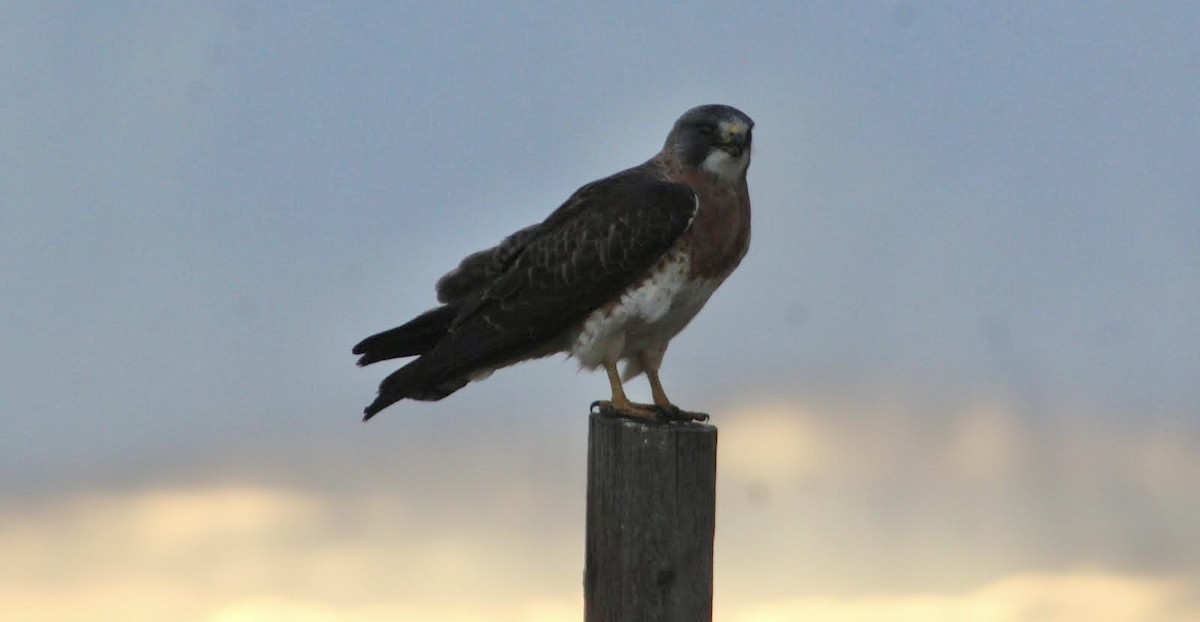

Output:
xmin=356 ymin=301 xmax=529 ymax=421
xmin=362 ymin=358 xmax=470 ymax=420
xmin=353 ymin=305 xmax=457 ymax=366
xmin=355 ymin=304 xmax=475 ymax=420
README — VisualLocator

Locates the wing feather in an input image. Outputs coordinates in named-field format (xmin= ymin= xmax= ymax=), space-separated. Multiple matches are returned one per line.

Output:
xmin=435 ymin=223 xmax=542 ymax=304
xmin=371 ymin=166 xmax=697 ymax=407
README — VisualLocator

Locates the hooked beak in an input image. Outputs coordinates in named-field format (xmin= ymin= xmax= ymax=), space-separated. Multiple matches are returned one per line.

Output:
xmin=719 ymin=123 xmax=750 ymax=157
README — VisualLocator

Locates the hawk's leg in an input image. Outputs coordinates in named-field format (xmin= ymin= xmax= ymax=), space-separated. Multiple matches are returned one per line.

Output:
xmin=591 ymin=360 xmax=660 ymax=421
xmin=645 ymin=369 xmax=709 ymax=423
xmin=588 ymin=360 xmax=708 ymax=423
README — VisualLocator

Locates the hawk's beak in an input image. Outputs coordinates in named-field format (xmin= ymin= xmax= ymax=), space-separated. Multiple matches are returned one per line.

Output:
xmin=719 ymin=123 xmax=750 ymax=157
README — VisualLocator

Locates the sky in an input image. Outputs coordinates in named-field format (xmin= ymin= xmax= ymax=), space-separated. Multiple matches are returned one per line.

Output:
xmin=2 ymin=2 xmax=1199 ymax=621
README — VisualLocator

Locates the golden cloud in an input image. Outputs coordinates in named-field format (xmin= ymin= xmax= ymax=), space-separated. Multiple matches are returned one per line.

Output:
xmin=725 ymin=572 xmax=1200 ymax=622
xmin=3 ymin=482 xmax=1197 ymax=622
xmin=5 ymin=393 xmax=1198 ymax=621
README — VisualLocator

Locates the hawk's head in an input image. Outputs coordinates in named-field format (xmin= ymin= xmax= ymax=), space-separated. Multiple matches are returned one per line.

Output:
xmin=666 ymin=104 xmax=754 ymax=182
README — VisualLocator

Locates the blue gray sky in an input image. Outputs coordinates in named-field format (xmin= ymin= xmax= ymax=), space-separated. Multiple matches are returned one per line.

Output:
xmin=3 ymin=3 xmax=1199 ymax=620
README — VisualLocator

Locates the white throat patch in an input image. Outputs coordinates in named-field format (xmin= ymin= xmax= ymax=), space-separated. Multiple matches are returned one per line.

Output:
xmin=701 ymin=147 xmax=750 ymax=182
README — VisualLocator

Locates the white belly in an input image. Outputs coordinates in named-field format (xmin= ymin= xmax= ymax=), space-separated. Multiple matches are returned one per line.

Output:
xmin=569 ymin=247 xmax=720 ymax=369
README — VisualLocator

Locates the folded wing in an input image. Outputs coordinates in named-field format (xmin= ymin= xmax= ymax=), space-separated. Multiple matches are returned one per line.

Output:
xmin=358 ymin=167 xmax=697 ymax=419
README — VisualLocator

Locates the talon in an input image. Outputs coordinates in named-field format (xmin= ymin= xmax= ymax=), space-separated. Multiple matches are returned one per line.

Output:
xmin=652 ymin=404 xmax=681 ymax=422
xmin=652 ymin=405 xmax=709 ymax=423
xmin=590 ymin=399 xmax=660 ymax=421
xmin=590 ymin=400 xmax=640 ymax=419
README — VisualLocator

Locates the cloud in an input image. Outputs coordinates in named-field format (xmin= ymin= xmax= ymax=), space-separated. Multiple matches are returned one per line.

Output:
xmin=714 ymin=393 xmax=1200 ymax=596
xmin=719 ymin=395 xmax=1036 ymax=486
xmin=720 ymin=400 xmax=839 ymax=482
xmin=4 ymin=484 xmax=1196 ymax=621
xmin=7 ymin=393 xmax=1195 ymax=619
xmin=5 ymin=403 xmax=1199 ymax=622
xmin=1 ymin=484 xmax=585 ymax=622
xmin=205 ymin=597 xmax=577 ymax=622
xmin=720 ymin=393 xmax=1200 ymax=495
xmin=725 ymin=572 xmax=1200 ymax=622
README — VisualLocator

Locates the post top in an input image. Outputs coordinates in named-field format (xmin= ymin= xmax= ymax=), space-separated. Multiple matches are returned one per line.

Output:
xmin=588 ymin=410 xmax=717 ymax=434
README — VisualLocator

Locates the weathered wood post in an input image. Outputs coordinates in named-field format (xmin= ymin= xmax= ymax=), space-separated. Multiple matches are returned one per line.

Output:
xmin=584 ymin=412 xmax=718 ymax=622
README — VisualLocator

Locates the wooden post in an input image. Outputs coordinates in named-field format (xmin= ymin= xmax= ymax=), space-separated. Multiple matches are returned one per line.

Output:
xmin=584 ymin=412 xmax=718 ymax=622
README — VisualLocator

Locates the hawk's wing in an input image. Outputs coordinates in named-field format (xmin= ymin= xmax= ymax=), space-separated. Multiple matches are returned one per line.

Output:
xmin=364 ymin=166 xmax=696 ymax=415
xmin=434 ymin=222 xmax=542 ymax=305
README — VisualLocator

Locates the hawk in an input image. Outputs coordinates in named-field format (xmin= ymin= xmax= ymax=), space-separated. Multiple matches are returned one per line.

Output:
xmin=354 ymin=104 xmax=753 ymax=422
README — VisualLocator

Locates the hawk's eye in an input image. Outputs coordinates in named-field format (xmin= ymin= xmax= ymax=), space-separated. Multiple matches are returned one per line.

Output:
xmin=694 ymin=123 xmax=715 ymax=137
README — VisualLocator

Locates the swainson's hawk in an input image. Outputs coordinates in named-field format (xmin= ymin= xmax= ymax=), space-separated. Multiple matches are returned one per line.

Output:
xmin=354 ymin=104 xmax=754 ymax=421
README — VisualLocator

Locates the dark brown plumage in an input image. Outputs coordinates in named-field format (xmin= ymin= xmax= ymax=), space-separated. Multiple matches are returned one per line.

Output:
xmin=354 ymin=104 xmax=753 ymax=420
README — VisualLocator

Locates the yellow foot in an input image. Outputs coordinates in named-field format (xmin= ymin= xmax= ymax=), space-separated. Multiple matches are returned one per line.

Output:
xmin=590 ymin=401 xmax=710 ymax=423
xmin=653 ymin=403 xmax=710 ymax=423
xmin=590 ymin=400 xmax=657 ymax=421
